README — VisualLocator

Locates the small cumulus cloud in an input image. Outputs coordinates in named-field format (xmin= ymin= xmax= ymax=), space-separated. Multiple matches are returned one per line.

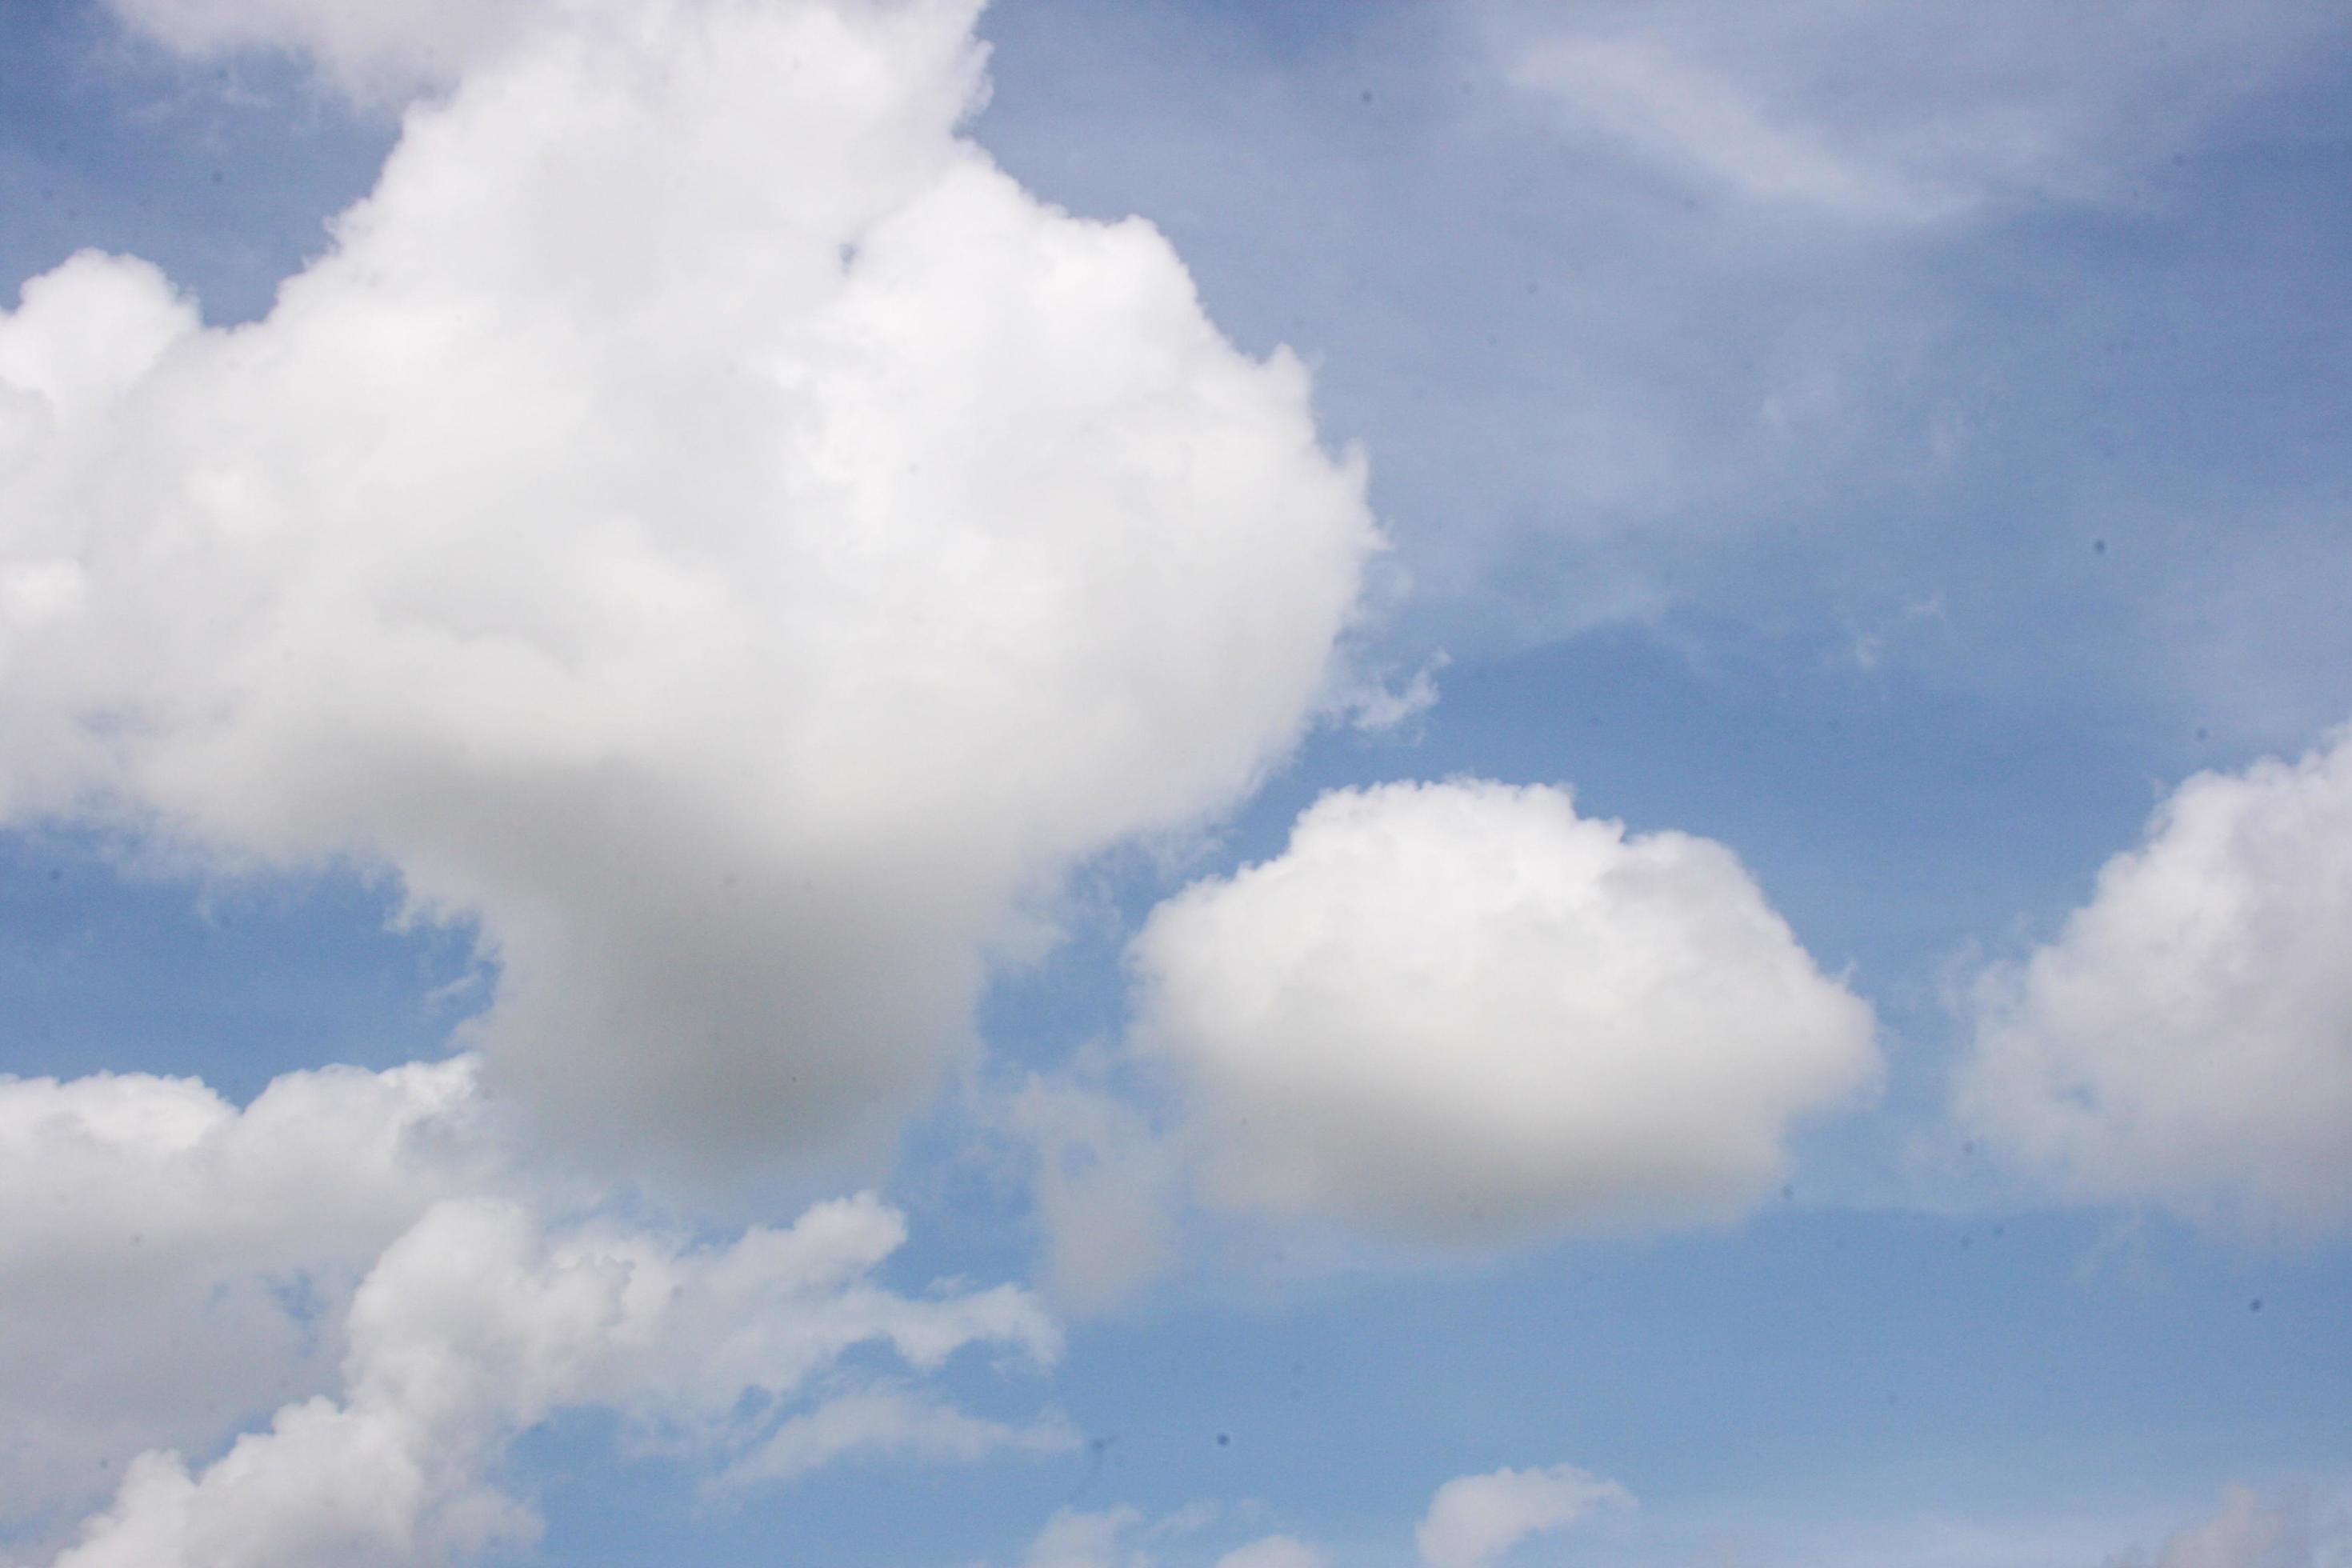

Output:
xmin=1129 ymin=779 xmax=1879 ymax=1240
xmin=1958 ymin=729 xmax=2352 ymax=1234
xmin=1415 ymin=1462 xmax=1633 ymax=1568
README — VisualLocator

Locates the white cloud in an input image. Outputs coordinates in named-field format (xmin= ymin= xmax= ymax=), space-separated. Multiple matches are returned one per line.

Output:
xmin=1514 ymin=38 xmax=1955 ymax=222
xmin=2109 ymin=1483 xmax=2346 ymax=1568
xmin=30 ymin=1180 xmax=1057 ymax=1567
xmin=998 ymin=1479 xmax=2352 ymax=1568
xmin=1958 ymin=730 xmax=2352 ymax=1233
xmin=0 ymin=254 xmax=197 ymax=429
xmin=0 ymin=1057 xmax=490 ymax=1520
xmin=0 ymin=0 xmax=1378 ymax=1182
xmin=1215 ymin=1537 xmax=1327 ymax=1568
xmin=1129 ymin=780 xmax=1878 ymax=1239
xmin=1013 ymin=1500 xmax=1266 ymax=1568
xmin=1414 ymin=1462 xmax=1631 ymax=1568
xmin=715 ymin=1387 xmax=1077 ymax=1492
xmin=1023 ymin=1506 xmax=1149 ymax=1568
xmin=0 ymin=1052 xmax=1062 ymax=1558
xmin=104 ymin=0 xmax=545 ymax=101
xmin=1494 ymin=0 xmax=2350 ymax=218
xmin=1602 ymin=1482 xmax=2351 ymax=1568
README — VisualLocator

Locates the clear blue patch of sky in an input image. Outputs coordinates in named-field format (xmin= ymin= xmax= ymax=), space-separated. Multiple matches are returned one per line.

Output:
xmin=0 ymin=0 xmax=390 ymax=326
xmin=0 ymin=827 xmax=477 ymax=1101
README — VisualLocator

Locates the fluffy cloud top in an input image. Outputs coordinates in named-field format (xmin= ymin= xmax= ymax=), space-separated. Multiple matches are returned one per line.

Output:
xmin=0 ymin=0 xmax=1378 ymax=1178
xmin=1958 ymin=731 xmax=2352 ymax=1233
xmin=1414 ymin=1462 xmax=1630 ymax=1568
xmin=1129 ymin=781 xmax=1877 ymax=1238
xmin=8 ymin=1058 xmax=1059 ymax=1566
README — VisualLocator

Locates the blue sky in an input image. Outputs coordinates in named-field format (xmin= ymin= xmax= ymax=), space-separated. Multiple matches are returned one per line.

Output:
xmin=2 ymin=2 xmax=2350 ymax=1565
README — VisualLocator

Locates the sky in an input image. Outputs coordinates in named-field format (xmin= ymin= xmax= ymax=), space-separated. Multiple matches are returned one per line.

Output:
xmin=1 ymin=0 xmax=2350 ymax=1565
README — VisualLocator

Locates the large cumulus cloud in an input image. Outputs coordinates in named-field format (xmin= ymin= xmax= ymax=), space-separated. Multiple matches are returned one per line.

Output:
xmin=1128 ymin=780 xmax=1878 ymax=1239
xmin=1958 ymin=730 xmax=2352 ymax=1234
xmin=0 ymin=0 xmax=1379 ymax=1177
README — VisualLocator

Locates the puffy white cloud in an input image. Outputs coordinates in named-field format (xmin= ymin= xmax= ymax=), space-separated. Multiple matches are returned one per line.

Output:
xmin=1414 ymin=1462 xmax=1631 ymax=1568
xmin=1958 ymin=730 xmax=2352 ymax=1233
xmin=0 ymin=0 xmax=1378 ymax=1181
xmin=0 ymin=1050 xmax=1062 ymax=1559
xmin=30 ymin=1179 xmax=1057 ymax=1567
xmin=0 ymin=255 xmax=197 ymax=433
xmin=1128 ymin=780 xmax=1878 ymax=1239
xmin=1215 ymin=1537 xmax=1328 ymax=1568
xmin=0 ymin=1056 xmax=490 ymax=1519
